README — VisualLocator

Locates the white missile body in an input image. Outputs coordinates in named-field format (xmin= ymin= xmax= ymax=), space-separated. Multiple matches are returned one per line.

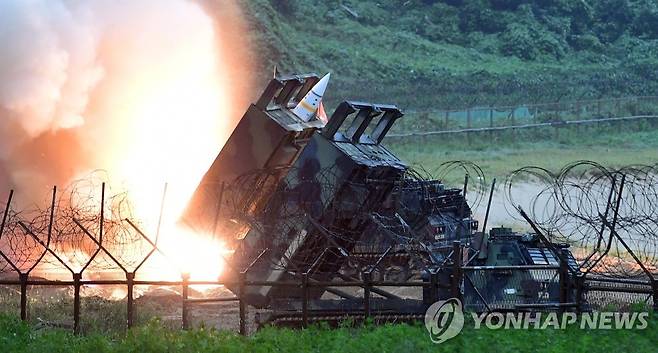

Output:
xmin=292 ymin=73 xmax=330 ymax=122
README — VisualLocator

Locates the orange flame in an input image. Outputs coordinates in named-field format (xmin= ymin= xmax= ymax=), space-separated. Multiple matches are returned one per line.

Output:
xmin=88 ymin=1 xmax=252 ymax=282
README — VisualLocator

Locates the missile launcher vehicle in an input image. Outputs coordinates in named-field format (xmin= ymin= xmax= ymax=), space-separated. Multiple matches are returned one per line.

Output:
xmin=183 ymin=73 xmax=584 ymax=317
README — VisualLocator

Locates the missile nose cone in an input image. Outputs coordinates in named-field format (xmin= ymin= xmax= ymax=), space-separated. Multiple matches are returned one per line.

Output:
xmin=292 ymin=73 xmax=331 ymax=122
xmin=313 ymin=73 xmax=330 ymax=97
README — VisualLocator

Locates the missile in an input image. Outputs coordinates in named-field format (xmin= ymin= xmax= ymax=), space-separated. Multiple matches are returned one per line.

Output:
xmin=292 ymin=73 xmax=330 ymax=122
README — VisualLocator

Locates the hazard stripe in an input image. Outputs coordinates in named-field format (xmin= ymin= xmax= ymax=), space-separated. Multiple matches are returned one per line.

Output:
xmin=298 ymin=100 xmax=316 ymax=111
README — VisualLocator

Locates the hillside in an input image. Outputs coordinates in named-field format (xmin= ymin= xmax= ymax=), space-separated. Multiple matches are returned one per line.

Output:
xmin=243 ymin=0 xmax=658 ymax=109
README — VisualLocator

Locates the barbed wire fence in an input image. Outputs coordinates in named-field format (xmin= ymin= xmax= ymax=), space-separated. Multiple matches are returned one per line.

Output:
xmin=388 ymin=95 xmax=658 ymax=143
xmin=1 ymin=160 xmax=657 ymax=334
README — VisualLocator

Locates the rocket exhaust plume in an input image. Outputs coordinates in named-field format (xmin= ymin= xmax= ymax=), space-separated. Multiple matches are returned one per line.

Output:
xmin=0 ymin=0 xmax=254 ymax=281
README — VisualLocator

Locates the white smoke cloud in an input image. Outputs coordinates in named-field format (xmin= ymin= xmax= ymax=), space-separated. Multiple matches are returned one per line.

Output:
xmin=0 ymin=1 xmax=103 ymax=137
xmin=0 ymin=0 xmax=255 ymax=208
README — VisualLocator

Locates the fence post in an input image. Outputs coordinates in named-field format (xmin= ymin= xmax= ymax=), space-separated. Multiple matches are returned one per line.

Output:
xmin=533 ymin=106 xmax=540 ymax=138
xmin=558 ymin=255 xmax=568 ymax=313
xmin=73 ymin=273 xmax=82 ymax=334
xmin=363 ymin=271 xmax=371 ymax=320
xmin=466 ymin=109 xmax=472 ymax=146
xmin=575 ymin=275 xmax=585 ymax=312
xmin=574 ymin=103 xmax=581 ymax=136
xmin=451 ymin=241 xmax=462 ymax=300
xmin=444 ymin=110 xmax=449 ymax=130
xmin=302 ymin=272 xmax=309 ymax=328
xmin=19 ymin=273 xmax=28 ymax=321
xmin=489 ymin=107 xmax=494 ymax=141
xmin=653 ymin=280 xmax=658 ymax=313
xmin=430 ymin=270 xmax=439 ymax=303
xmin=239 ymin=271 xmax=247 ymax=335
xmin=126 ymin=272 xmax=135 ymax=329
xmin=510 ymin=109 xmax=516 ymax=143
xmin=181 ymin=272 xmax=190 ymax=330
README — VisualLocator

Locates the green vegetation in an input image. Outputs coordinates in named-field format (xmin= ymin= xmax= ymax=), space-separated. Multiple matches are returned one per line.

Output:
xmin=243 ymin=1 xmax=658 ymax=173
xmin=2 ymin=313 xmax=656 ymax=353
xmin=388 ymin=123 xmax=658 ymax=181
xmin=244 ymin=0 xmax=658 ymax=108
xmin=0 ymin=287 xmax=173 ymax=335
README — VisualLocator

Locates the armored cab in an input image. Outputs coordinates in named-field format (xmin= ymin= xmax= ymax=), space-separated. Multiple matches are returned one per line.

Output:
xmin=463 ymin=227 xmax=579 ymax=311
xmin=473 ymin=227 xmax=577 ymax=269
xmin=182 ymin=74 xmax=326 ymax=243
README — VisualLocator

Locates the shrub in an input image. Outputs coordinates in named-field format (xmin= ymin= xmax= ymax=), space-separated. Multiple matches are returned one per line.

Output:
xmin=500 ymin=22 xmax=565 ymax=60
xmin=569 ymin=34 xmax=603 ymax=51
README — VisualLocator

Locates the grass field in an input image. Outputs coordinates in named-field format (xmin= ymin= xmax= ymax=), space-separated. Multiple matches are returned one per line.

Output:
xmin=387 ymin=124 xmax=658 ymax=182
xmin=2 ymin=312 xmax=656 ymax=353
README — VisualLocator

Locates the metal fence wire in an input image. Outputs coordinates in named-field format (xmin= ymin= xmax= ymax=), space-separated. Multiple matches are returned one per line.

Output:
xmin=390 ymin=95 xmax=658 ymax=140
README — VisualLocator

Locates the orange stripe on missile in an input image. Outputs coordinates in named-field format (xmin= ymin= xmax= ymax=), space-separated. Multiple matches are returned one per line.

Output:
xmin=298 ymin=100 xmax=316 ymax=111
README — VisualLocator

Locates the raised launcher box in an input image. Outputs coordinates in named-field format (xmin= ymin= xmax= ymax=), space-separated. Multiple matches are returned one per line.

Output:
xmin=181 ymin=74 xmax=326 ymax=242
xmin=228 ymin=101 xmax=407 ymax=308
